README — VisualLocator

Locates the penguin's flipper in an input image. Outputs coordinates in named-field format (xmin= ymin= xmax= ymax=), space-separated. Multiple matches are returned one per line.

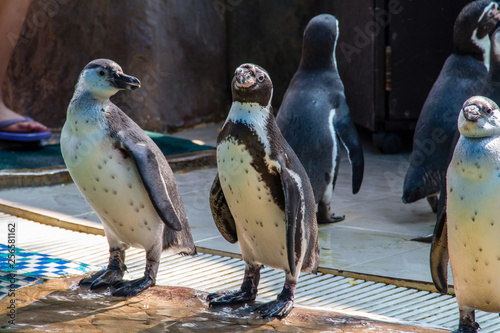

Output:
xmin=430 ymin=181 xmax=449 ymax=294
xmin=116 ymin=131 xmax=182 ymax=231
xmin=209 ymin=174 xmax=238 ymax=244
xmin=333 ymin=100 xmax=364 ymax=194
xmin=277 ymin=154 xmax=301 ymax=278
xmin=431 ymin=131 xmax=458 ymax=294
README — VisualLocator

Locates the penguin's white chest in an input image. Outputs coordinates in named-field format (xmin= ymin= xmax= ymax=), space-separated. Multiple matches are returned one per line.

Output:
xmin=447 ymin=146 xmax=500 ymax=312
xmin=61 ymin=118 xmax=163 ymax=251
xmin=217 ymin=138 xmax=289 ymax=271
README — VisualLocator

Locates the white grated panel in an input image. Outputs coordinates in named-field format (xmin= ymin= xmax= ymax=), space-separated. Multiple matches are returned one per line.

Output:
xmin=1 ymin=212 xmax=500 ymax=332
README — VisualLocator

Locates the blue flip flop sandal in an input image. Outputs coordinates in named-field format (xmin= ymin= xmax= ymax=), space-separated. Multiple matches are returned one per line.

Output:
xmin=0 ymin=117 xmax=52 ymax=142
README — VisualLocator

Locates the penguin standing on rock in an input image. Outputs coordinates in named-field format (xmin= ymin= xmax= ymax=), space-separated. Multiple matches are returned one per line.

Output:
xmin=431 ymin=96 xmax=500 ymax=333
xmin=276 ymin=14 xmax=364 ymax=224
xmin=208 ymin=63 xmax=320 ymax=319
xmin=61 ymin=59 xmax=196 ymax=297
xmin=403 ymin=0 xmax=500 ymax=212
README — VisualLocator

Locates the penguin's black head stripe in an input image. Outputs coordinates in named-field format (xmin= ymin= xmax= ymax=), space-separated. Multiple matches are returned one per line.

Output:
xmin=83 ymin=59 xmax=123 ymax=74
xmin=84 ymin=63 xmax=103 ymax=70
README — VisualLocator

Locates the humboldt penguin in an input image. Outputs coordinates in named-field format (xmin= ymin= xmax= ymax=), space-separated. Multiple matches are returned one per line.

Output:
xmin=208 ymin=63 xmax=319 ymax=319
xmin=403 ymin=0 xmax=500 ymax=211
xmin=61 ymin=59 xmax=196 ymax=297
xmin=431 ymin=96 xmax=500 ymax=333
xmin=276 ymin=14 xmax=364 ymax=224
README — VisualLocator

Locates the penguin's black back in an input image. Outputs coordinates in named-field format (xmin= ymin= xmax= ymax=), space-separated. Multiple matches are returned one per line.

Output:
xmin=404 ymin=53 xmax=487 ymax=203
xmin=481 ymin=27 xmax=500 ymax=103
xmin=277 ymin=68 xmax=343 ymax=202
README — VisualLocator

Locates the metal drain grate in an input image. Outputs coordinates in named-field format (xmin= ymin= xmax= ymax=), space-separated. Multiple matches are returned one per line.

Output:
xmin=2 ymin=212 xmax=500 ymax=332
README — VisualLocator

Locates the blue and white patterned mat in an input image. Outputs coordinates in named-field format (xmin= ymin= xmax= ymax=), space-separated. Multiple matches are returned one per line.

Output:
xmin=0 ymin=271 xmax=41 ymax=300
xmin=0 ymin=244 xmax=98 ymax=300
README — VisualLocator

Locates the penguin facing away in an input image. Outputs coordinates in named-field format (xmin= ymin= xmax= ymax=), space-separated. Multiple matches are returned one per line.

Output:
xmin=208 ymin=63 xmax=320 ymax=319
xmin=276 ymin=14 xmax=364 ymax=224
xmin=61 ymin=59 xmax=196 ymax=297
xmin=431 ymin=96 xmax=500 ymax=333
xmin=403 ymin=0 xmax=500 ymax=212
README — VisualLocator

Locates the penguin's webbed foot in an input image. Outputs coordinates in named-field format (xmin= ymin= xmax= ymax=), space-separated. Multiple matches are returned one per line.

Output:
xmin=255 ymin=297 xmax=294 ymax=319
xmin=317 ymin=213 xmax=345 ymax=224
xmin=80 ymin=248 xmax=126 ymax=291
xmin=112 ymin=275 xmax=155 ymax=297
xmin=257 ymin=280 xmax=296 ymax=319
xmin=207 ymin=289 xmax=257 ymax=306
xmin=79 ymin=268 xmax=124 ymax=290
xmin=452 ymin=322 xmax=479 ymax=333
xmin=330 ymin=213 xmax=345 ymax=223
xmin=317 ymin=202 xmax=345 ymax=224
xmin=410 ymin=233 xmax=434 ymax=243
xmin=453 ymin=306 xmax=478 ymax=332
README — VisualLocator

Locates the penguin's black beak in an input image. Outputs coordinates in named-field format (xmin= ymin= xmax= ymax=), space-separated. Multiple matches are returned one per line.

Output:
xmin=109 ymin=72 xmax=141 ymax=90
xmin=463 ymin=105 xmax=482 ymax=122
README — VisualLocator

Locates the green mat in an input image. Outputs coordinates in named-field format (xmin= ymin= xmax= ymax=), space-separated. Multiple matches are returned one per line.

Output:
xmin=0 ymin=131 xmax=214 ymax=170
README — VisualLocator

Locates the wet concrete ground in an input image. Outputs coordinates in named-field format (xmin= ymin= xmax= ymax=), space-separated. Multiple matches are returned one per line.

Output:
xmin=0 ymin=276 xmax=446 ymax=332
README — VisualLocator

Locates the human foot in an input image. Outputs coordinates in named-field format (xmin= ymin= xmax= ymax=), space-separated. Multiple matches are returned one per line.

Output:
xmin=0 ymin=103 xmax=48 ymax=133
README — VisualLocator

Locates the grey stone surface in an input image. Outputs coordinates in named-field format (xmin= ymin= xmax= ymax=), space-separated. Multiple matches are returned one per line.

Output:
xmin=2 ymin=0 xmax=228 ymax=132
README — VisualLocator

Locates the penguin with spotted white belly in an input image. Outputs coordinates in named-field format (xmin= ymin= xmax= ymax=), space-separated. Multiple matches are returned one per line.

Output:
xmin=60 ymin=59 xmax=196 ymax=297
xmin=403 ymin=0 xmax=500 ymax=212
xmin=431 ymin=96 xmax=500 ymax=333
xmin=276 ymin=14 xmax=364 ymax=224
xmin=208 ymin=63 xmax=319 ymax=319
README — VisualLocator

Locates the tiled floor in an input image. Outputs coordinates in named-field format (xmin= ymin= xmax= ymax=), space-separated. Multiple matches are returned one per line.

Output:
xmin=0 ymin=244 xmax=96 ymax=278
xmin=0 ymin=271 xmax=40 ymax=300
xmin=0 ymin=123 xmax=446 ymax=284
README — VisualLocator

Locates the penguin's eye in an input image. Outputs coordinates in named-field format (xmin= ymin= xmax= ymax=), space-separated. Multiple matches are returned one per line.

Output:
xmin=257 ymin=75 xmax=265 ymax=82
xmin=485 ymin=108 xmax=492 ymax=115
xmin=99 ymin=70 xmax=105 ymax=76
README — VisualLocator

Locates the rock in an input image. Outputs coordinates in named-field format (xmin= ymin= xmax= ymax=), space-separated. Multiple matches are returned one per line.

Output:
xmin=2 ymin=0 xmax=228 ymax=132
xmin=0 ymin=276 xmax=448 ymax=332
